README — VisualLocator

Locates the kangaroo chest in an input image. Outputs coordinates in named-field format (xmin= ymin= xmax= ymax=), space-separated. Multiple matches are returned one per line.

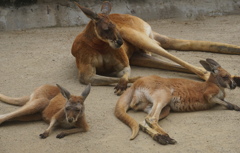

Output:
xmin=58 ymin=119 xmax=76 ymax=129
xmin=95 ymin=52 xmax=129 ymax=75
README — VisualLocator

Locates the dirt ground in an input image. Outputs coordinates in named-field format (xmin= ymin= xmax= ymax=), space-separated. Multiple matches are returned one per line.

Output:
xmin=0 ymin=15 xmax=240 ymax=153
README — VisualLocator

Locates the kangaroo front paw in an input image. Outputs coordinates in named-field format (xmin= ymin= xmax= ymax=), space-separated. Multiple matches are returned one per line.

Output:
xmin=56 ymin=132 xmax=66 ymax=139
xmin=39 ymin=132 xmax=49 ymax=139
xmin=226 ymin=102 xmax=240 ymax=111
xmin=153 ymin=134 xmax=177 ymax=145
xmin=114 ymin=80 xmax=128 ymax=95
xmin=233 ymin=105 xmax=240 ymax=111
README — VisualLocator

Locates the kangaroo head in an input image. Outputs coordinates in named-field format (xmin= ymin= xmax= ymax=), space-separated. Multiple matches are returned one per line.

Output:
xmin=200 ymin=58 xmax=237 ymax=89
xmin=57 ymin=84 xmax=91 ymax=123
xmin=75 ymin=1 xmax=123 ymax=49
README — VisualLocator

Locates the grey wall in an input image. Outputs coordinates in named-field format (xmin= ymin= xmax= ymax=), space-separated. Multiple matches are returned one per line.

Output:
xmin=0 ymin=0 xmax=240 ymax=31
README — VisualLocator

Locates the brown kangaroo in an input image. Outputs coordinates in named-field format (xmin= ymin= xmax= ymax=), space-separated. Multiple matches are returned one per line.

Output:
xmin=72 ymin=1 xmax=240 ymax=94
xmin=0 ymin=84 xmax=91 ymax=139
xmin=114 ymin=58 xmax=240 ymax=145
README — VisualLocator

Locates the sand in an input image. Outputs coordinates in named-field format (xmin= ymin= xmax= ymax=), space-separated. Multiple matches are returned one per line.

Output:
xmin=0 ymin=15 xmax=240 ymax=153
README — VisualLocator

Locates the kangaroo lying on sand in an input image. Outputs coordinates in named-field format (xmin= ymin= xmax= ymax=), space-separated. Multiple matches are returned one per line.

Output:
xmin=0 ymin=84 xmax=91 ymax=139
xmin=115 ymin=59 xmax=240 ymax=145
xmin=72 ymin=1 xmax=240 ymax=94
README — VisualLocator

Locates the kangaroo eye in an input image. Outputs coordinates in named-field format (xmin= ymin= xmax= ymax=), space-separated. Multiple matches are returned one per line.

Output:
xmin=135 ymin=102 xmax=141 ymax=106
xmin=222 ymin=76 xmax=229 ymax=80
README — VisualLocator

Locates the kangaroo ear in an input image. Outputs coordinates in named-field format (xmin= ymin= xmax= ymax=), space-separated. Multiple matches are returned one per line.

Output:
xmin=74 ymin=2 xmax=99 ymax=20
xmin=81 ymin=84 xmax=91 ymax=100
xmin=206 ymin=58 xmax=221 ymax=68
xmin=200 ymin=59 xmax=220 ymax=74
xmin=56 ymin=84 xmax=71 ymax=100
xmin=101 ymin=1 xmax=112 ymax=15
xmin=200 ymin=60 xmax=212 ymax=72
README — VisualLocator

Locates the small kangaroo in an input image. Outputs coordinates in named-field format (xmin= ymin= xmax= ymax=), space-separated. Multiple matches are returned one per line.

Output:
xmin=115 ymin=58 xmax=240 ymax=145
xmin=0 ymin=84 xmax=91 ymax=139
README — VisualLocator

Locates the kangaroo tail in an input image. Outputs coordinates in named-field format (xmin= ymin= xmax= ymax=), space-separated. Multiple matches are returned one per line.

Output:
xmin=114 ymin=87 xmax=139 ymax=140
xmin=0 ymin=94 xmax=29 ymax=106
xmin=153 ymin=32 xmax=240 ymax=54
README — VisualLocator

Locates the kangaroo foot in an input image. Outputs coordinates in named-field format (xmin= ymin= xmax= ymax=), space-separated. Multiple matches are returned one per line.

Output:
xmin=139 ymin=121 xmax=177 ymax=145
xmin=39 ymin=132 xmax=49 ymax=139
xmin=153 ymin=133 xmax=177 ymax=145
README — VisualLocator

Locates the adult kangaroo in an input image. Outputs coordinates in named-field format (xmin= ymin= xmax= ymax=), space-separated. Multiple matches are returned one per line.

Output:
xmin=72 ymin=1 xmax=240 ymax=94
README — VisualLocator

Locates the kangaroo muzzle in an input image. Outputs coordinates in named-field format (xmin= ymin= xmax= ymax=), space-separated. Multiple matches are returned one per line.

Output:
xmin=230 ymin=80 xmax=237 ymax=89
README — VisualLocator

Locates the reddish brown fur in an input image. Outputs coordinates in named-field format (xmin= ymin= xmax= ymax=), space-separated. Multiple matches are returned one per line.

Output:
xmin=72 ymin=2 xmax=240 ymax=95
xmin=115 ymin=59 xmax=240 ymax=145
xmin=0 ymin=84 xmax=91 ymax=139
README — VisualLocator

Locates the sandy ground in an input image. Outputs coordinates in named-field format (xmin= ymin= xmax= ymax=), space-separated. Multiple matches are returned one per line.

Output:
xmin=0 ymin=15 xmax=240 ymax=153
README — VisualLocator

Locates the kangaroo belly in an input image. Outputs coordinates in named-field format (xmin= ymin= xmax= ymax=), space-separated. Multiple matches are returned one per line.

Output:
xmin=95 ymin=54 xmax=128 ymax=76
xmin=169 ymin=97 xmax=216 ymax=112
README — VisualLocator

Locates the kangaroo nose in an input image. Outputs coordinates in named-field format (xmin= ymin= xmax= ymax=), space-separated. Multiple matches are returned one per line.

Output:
xmin=117 ymin=39 xmax=123 ymax=46
xmin=68 ymin=118 xmax=73 ymax=123
xmin=231 ymin=81 xmax=237 ymax=89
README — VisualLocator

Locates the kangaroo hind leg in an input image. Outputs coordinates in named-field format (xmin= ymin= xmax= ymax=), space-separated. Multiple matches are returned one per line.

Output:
xmin=145 ymin=91 xmax=171 ymax=135
xmin=10 ymin=113 xmax=42 ymax=122
xmin=121 ymin=28 xmax=209 ymax=80
xmin=142 ymin=90 xmax=176 ymax=145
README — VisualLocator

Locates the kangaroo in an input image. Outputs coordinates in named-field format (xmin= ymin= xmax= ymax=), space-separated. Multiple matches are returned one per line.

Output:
xmin=72 ymin=1 xmax=240 ymax=94
xmin=114 ymin=58 xmax=240 ymax=145
xmin=0 ymin=84 xmax=91 ymax=139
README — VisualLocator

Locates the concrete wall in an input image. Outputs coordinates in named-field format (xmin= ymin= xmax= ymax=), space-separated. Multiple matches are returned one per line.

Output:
xmin=0 ymin=0 xmax=240 ymax=31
